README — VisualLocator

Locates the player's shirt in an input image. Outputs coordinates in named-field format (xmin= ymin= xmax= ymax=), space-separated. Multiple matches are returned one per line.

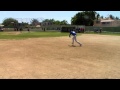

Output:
xmin=70 ymin=31 xmax=76 ymax=36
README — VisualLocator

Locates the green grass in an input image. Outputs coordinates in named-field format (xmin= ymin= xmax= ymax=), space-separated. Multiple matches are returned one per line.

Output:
xmin=0 ymin=30 xmax=120 ymax=40
xmin=0 ymin=31 xmax=70 ymax=40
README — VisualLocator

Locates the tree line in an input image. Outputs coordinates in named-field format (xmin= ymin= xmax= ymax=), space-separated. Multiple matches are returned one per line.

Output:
xmin=1 ymin=11 xmax=120 ymax=27
xmin=2 ymin=18 xmax=69 ymax=28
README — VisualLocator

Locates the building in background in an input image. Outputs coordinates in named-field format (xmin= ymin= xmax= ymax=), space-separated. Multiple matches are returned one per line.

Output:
xmin=93 ymin=17 xmax=120 ymax=27
xmin=0 ymin=24 xmax=4 ymax=31
xmin=40 ymin=22 xmax=53 ymax=26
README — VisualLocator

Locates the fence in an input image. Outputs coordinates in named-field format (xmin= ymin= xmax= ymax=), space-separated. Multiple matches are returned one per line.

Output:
xmin=2 ymin=26 xmax=120 ymax=33
xmin=85 ymin=26 xmax=120 ymax=33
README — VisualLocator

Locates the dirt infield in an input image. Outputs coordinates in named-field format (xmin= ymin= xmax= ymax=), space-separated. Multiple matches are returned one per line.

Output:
xmin=0 ymin=34 xmax=120 ymax=79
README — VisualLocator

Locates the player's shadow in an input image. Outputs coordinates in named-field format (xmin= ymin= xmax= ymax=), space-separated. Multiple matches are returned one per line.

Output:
xmin=68 ymin=45 xmax=81 ymax=47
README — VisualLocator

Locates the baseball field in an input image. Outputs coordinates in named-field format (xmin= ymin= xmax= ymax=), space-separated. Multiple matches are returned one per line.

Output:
xmin=0 ymin=31 xmax=120 ymax=79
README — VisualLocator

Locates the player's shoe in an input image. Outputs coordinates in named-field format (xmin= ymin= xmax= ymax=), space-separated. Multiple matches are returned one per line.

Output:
xmin=80 ymin=44 xmax=82 ymax=47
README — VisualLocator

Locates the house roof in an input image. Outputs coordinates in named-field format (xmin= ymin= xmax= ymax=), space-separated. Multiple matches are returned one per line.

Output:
xmin=36 ymin=25 xmax=41 ymax=27
xmin=101 ymin=20 xmax=114 ymax=22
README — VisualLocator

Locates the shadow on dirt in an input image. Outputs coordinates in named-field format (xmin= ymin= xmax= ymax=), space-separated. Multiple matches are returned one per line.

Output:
xmin=68 ymin=45 xmax=82 ymax=47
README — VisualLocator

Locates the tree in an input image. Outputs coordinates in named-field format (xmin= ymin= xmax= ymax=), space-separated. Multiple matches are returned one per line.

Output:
xmin=100 ymin=16 xmax=104 ymax=19
xmin=49 ymin=19 xmax=55 ymax=24
xmin=42 ymin=19 xmax=50 ymax=22
xmin=21 ymin=22 xmax=29 ymax=27
xmin=71 ymin=11 xmax=99 ymax=26
xmin=115 ymin=16 xmax=119 ymax=20
xmin=60 ymin=20 xmax=68 ymax=25
xmin=54 ymin=20 xmax=61 ymax=25
xmin=96 ymin=14 xmax=100 ymax=20
xmin=109 ymin=14 xmax=115 ymax=19
xmin=42 ymin=19 xmax=55 ymax=25
xmin=31 ymin=19 xmax=39 ymax=26
xmin=42 ymin=19 xmax=68 ymax=25
xmin=71 ymin=12 xmax=84 ymax=25
xmin=2 ymin=18 xmax=18 ymax=27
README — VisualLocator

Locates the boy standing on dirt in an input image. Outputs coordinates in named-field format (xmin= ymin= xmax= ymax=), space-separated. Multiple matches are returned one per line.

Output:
xmin=69 ymin=29 xmax=82 ymax=46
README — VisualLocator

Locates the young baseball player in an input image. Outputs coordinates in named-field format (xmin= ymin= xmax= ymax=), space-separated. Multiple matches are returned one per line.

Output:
xmin=69 ymin=29 xmax=82 ymax=46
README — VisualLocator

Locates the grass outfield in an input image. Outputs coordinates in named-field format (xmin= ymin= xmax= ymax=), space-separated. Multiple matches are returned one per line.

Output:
xmin=0 ymin=31 xmax=120 ymax=40
xmin=0 ymin=31 xmax=70 ymax=40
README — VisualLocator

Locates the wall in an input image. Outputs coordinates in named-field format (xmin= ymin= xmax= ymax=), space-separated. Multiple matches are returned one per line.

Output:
xmin=85 ymin=26 xmax=120 ymax=32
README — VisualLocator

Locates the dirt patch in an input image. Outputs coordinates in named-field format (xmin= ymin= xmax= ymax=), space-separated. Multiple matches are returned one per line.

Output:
xmin=0 ymin=34 xmax=120 ymax=79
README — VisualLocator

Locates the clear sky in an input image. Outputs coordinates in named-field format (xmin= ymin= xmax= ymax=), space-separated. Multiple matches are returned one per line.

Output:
xmin=0 ymin=11 xmax=120 ymax=24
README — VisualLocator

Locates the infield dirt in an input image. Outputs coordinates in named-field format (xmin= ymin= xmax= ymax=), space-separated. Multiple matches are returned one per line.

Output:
xmin=0 ymin=34 xmax=120 ymax=79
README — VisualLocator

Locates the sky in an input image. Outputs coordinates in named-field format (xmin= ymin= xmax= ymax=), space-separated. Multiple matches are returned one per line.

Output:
xmin=0 ymin=11 xmax=120 ymax=24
